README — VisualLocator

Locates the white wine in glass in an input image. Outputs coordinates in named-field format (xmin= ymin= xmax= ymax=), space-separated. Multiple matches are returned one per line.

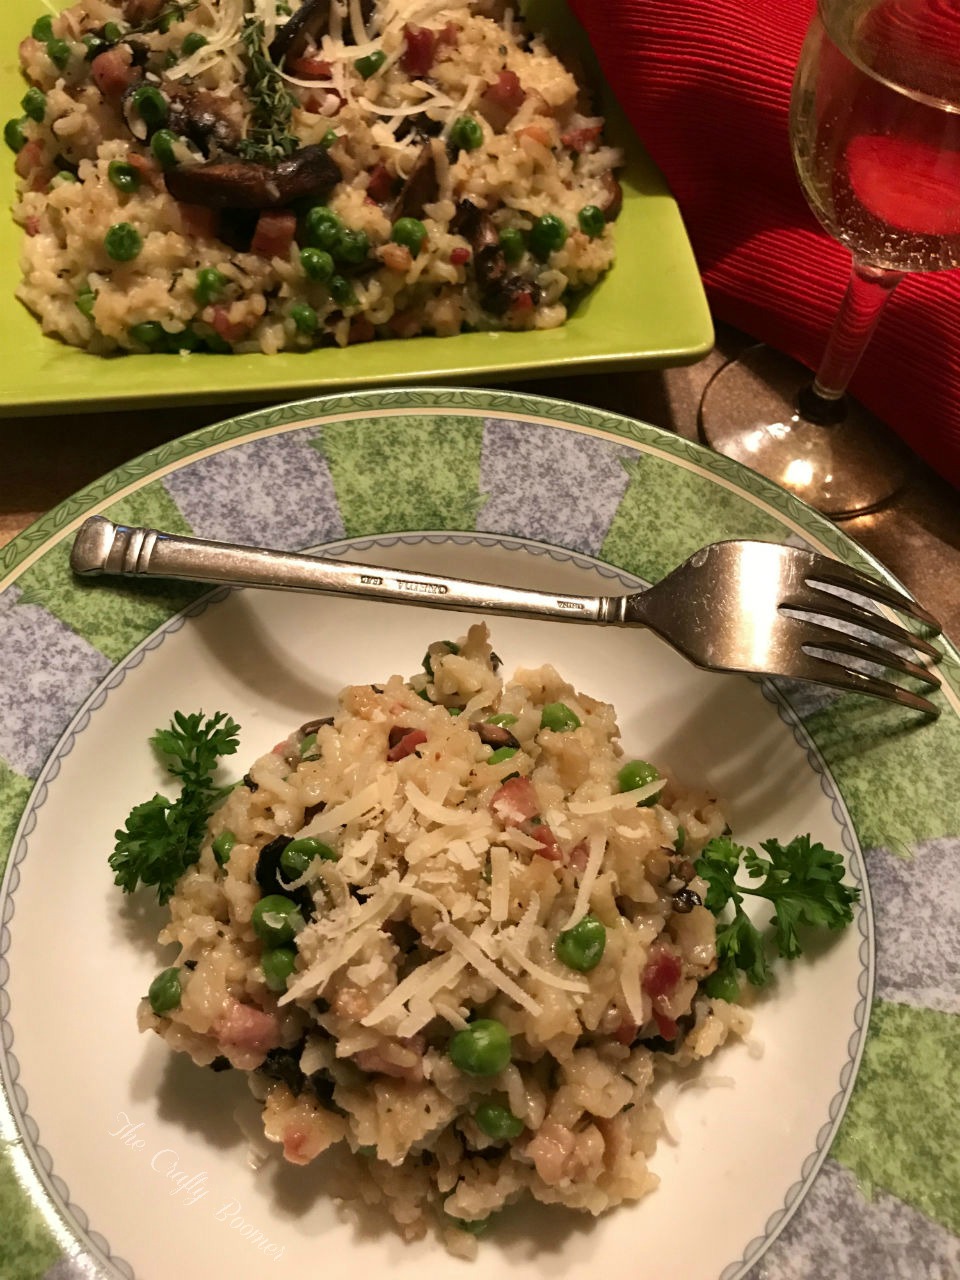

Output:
xmin=699 ymin=0 xmax=960 ymax=517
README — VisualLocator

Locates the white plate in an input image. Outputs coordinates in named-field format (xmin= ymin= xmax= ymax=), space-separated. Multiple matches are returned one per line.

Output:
xmin=3 ymin=388 xmax=957 ymax=1280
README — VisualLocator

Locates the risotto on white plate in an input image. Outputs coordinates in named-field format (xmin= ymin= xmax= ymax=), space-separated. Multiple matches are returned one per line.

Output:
xmin=8 ymin=0 xmax=622 ymax=354
xmin=125 ymin=625 xmax=763 ymax=1257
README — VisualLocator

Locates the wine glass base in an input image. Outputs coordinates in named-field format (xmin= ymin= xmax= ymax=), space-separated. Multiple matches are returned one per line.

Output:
xmin=698 ymin=345 xmax=911 ymax=519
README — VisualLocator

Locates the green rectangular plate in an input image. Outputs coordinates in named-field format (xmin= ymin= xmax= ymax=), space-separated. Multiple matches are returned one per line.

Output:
xmin=0 ymin=1 xmax=713 ymax=415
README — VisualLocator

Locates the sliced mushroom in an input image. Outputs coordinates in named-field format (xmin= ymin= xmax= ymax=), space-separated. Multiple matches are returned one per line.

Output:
xmin=392 ymin=141 xmax=440 ymax=221
xmin=451 ymin=198 xmax=539 ymax=315
xmin=165 ymin=143 xmax=341 ymax=209
xmin=167 ymin=89 xmax=241 ymax=158
xmin=599 ymin=171 xmax=623 ymax=222
xmin=299 ymin=716 xmax=335 ymax=737
xmin=122 ymin=0 xmax=164 ymax=20
xmin=269 ymin=0 xmax=376 ymax=64
xmin=394 ymin=110 xmax=444 ymax=144
xmin=268 ymin=0 xmax=331 ymax=66
xmin=472 ymin=721 xmax=520 ymax=750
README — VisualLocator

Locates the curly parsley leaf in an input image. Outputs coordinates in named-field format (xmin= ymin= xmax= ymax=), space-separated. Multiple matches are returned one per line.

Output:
xmin=110 ymin=711 xmax=240 ymax=903
xmin=695 ymin=833 xmax=859 ymax=991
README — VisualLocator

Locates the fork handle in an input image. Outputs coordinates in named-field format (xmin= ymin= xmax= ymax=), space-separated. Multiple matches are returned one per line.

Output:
xmin=70 ymin=516 xmax=627 ymax=625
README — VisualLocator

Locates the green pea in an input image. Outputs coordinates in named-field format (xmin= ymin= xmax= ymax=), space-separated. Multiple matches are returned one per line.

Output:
xmin=132 ymin=84 xmax=168 ymax=129
xmin=261 ymin=946 xmax=297 ymax=992
xmin=354 ymin=50 xmax=386 ymax=79
xmin=486 ymin=713 xmax=517 ymax=727
xmin=203 ymin=328 xmax=232 ymax=353
xmin=104 ymin=221 xmax=142 ymax=262
xmin=148 ymin=966 xmax=182 ymax=1014
xmin=31 ymin=15 xmax=54 ymax=41
xmin=529 ymin=213 xmax=567 ymax=259
xmin=150 ymin=129 xmax=179 ymax=168
xmin=446 ymin=1214 xmax=491 ymax=1237
xmin=290 ymin=301 xmax=318 ymax=334
xmin=83 ymin=33 xmax=107 ymax=59
xmin=129 ymin=320 xmax=165 ymax=347
xmin=703 ymin=959 xmax=740 ymax=1003
xmin=4 ymin=119 xmax=28 ymax=153
xmin=280 ymin=837 xmax=337 ymax=881
xmin=616 ymin=759 xmax=660 ymax=805
xmin=539 ymin=702 xmax=580 ymax=732
xmin=21 ymin=88 xmax=46 ymax=124
xmin=450 ymin=115 xmax=483 ymax=152
xmin=447 ymin=706 xmax=463 ymax=716
xmin=102 ymin=21 xmax=123 ymax=44
xmin=181 ymin=32 xmax=208 ymax=56
xmin=170 ymin=326 xmax=203 ymax=352
xmin=474 ymin=1098 xmax=523 ymax=1141
xmin=448 ymin=1019 xmax=511 ymax=1076
xmin=486 ymin=746 xmax=517 ymax=765
xmin=332 ymin=227 xmax=369 ymax=265
xmin=251 ymin=894 xmax=305 ymax=947
xmin=303 ymin=205 xmax=341 ymax=250
xmin=300 ymin=246 xmax=334 ymax=282
xmin=212 ymin=829 xmax=236 ymax=865
xmin=498 ymin=226 xmax=524 ymax=264
xmin=554 ymin=914 xmax=606 ymax=972
xmin=299 ymin=731 xmax=319 ymax=757
xmin=194 ymin=266 xmax=226 ymax=305
xmin=578 ymin=204 xmax=605 ymax=237
xmin=321 ymin=128 xmax=338 ymax=148
xmin=75 ymin=287 xmax=97 ymax=318
xmin=52 ymin=170 xmax=77 ymax=185
xmin=328 ymin=274 xmax=357 ymax=307
xmin=675 ymin=825 xmax=686 ymax=853
xmin=391 ymin=216 xmax=427 ymax=258
xmin=46 ymin=38 xmax=71 ymax=70
xmin=108 ymin=160 xmax=141 ymax=193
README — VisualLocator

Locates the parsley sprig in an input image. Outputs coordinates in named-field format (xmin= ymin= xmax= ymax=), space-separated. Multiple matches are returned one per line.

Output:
xmin=237 ymin=18 xmax=300 ymax=164
xmin=695 ymin=834 xmax=860 ymax=999
xmin=110 ymin=711 xmax=241 ymax=904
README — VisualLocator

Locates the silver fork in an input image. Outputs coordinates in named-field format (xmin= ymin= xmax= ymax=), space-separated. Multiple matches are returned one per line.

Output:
xmin=70 ymin=516 xmax=944 ymax=717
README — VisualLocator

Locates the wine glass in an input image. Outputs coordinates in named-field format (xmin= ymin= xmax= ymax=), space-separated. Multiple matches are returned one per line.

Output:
xmin=698 ymin=0 xmax=960 ymax=518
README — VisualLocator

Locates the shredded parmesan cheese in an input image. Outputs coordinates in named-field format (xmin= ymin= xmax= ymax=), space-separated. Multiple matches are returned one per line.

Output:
xmin=489 ymin=845 xmax=511 ymax=922
xmin=563 ymin=830 xmax=607 ymax=930
xmin=444 ymin=924 xmax=542 ymax=1016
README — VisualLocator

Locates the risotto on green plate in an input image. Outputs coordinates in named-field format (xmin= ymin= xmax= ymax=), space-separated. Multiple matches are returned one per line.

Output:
xmin=9 ymin=0 xmax=622 ymax=354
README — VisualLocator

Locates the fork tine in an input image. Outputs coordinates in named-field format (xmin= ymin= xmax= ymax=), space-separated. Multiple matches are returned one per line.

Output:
xmin=784 ymin=652 xmax=941 ymax=717
xmin=779 ymin=593 xmax=942 ymax=662
xmin=803 ymin=554 xmax=941 ymax=632
xmin=794 ymin=621 xmax=943 ymax=687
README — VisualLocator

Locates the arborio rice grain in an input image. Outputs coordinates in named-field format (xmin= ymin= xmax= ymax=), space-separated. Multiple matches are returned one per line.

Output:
xmin=139 ymin=626 xmax=749 ymax=1256
xmin=10 ymin=0 xmax=623 ymax=355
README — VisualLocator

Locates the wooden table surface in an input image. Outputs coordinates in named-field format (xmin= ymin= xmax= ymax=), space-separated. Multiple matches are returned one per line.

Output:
xmin=3 ymin=324 xmax=959 ymax=639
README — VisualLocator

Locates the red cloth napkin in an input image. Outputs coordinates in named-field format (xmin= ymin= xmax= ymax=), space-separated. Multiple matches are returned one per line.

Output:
xmin=570 ymin=0 xmax=960 ymax=490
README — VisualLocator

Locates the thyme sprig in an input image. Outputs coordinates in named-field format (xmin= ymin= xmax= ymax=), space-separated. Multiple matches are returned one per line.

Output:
xmin=237 ymin=18 xmax=300 ymax=164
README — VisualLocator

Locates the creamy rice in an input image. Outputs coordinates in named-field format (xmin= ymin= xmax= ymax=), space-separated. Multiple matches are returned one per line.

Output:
xmin=10 ymin=0 xmax=622 ymax=354
xmin=138 ymin=626 xmax=748 ymax=1255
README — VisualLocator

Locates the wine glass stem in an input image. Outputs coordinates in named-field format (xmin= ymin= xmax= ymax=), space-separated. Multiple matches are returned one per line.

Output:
xmin=811 ymin=260 xmax=903 ymax=401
